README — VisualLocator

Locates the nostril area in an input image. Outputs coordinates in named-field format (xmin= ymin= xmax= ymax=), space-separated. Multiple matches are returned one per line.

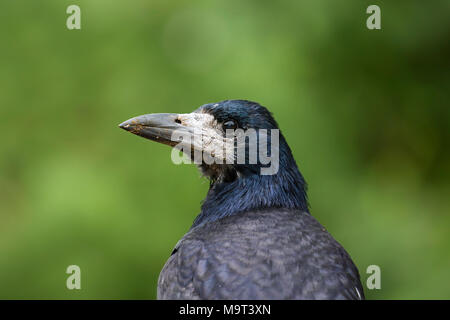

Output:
xmin=175 ymin=118 xmax=181 ymax=124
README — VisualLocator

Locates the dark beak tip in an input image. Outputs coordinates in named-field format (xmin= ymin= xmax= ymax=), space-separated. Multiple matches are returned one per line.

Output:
xmin=118 ymin=121 xmax=131 ymax=131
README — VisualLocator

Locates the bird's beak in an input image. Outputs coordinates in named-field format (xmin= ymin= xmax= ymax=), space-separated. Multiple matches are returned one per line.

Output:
xmin=119 ymin=113 xmax=191 ymax=147
xmin=119 ymin=112 xmax=231 ymax=163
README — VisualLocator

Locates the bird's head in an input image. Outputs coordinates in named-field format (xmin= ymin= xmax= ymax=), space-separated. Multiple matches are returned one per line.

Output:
xmin=120 ymin=100 xmax=308 ymax=225
xmin=119 ymin=100 xmax=286 ymax=183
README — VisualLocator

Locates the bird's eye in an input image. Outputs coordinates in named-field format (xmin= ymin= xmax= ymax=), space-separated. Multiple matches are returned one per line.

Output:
xmin=223 ymin=120 xmax=238 ymax=131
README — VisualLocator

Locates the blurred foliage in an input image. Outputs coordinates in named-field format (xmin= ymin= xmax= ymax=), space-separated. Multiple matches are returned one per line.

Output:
xmin=0 ymin=0 xmax=449 ymax=299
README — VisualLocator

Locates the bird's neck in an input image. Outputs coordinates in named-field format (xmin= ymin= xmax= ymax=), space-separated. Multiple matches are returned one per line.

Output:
xmin=192 ymin=143 xmax=309 ymax=228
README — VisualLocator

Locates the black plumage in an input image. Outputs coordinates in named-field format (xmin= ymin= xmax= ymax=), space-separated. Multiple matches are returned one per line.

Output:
xmin=119 ymin=100 xmax=364 ymax=300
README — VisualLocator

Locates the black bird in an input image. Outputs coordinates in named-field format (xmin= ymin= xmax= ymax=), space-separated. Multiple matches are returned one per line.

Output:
xmin=119 ymin=100 xmax=364 ymax=300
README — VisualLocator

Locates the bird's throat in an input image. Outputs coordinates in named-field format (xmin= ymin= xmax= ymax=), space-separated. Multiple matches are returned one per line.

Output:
xmin=191 ymin=161 xmax=309 ymax=229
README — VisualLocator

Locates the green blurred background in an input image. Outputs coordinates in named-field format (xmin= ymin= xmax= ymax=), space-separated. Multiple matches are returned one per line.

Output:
xmin=0 ymin=0 xmax=449 ymax=299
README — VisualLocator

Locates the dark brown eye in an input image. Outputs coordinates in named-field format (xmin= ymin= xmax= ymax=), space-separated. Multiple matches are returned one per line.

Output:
xmin=223 ymin=120 xmax=238 ymax=131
